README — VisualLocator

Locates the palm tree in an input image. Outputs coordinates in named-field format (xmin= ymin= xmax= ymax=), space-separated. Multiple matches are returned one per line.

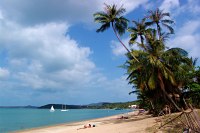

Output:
xmin=93 ymin=4 xmax=138 ymax=62
xmin=146 ymin=8 xmax=174 ymax=39
xmin=125 ymin=50 xmax=156 ymax=111
xmin=128 ymin=18 xmax=148 ymax=50
xmin=124 ymin=30 xmax=184 ymax=111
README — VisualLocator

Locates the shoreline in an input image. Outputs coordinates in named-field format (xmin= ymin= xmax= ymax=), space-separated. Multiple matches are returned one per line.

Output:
xmin=14 ymin=110 xmax=158 ymax=133
xmin=13 ymin=112 xmax=122 ymax=132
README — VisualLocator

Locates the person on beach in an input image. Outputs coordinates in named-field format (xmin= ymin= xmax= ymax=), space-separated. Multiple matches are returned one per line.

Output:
xmin=164 ymin=105 xmax=171 ymax=115
xmin=77 ymin=124 xmax=95 ymax=130
xmin=138 ymin=109 xmax=145 ymax=114
xmin=117 ymin=116 xmax=128 ymax=119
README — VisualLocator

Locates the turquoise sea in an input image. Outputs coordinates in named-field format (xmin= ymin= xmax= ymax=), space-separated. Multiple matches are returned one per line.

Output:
xmin=0 ymin=108 xmax=131 ymax=133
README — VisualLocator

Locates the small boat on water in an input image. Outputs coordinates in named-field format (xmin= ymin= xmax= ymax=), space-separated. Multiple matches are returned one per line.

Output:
xmin=50 ymin=105 xmax=55 ymax=112
xmin=61 ymin=104 xmax=68 ymax=112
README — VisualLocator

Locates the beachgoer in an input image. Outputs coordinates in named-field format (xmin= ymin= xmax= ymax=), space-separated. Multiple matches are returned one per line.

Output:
xmin=117 ymin=116 xmax=128 ymax=119
xmin=84 ymin=124 xmax=91 ymax=128
xmin=77 ymin=124 xmax=95 ymax=130
xmin=164 ymin=105 xmax=171 ymax=115
xmin=138 ymin=109 xmax=145 ymax=115
xmin=183 ymin=127 xmax=190 ymax=133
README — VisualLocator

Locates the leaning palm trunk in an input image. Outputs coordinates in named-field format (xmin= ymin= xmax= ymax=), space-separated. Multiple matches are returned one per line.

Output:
xmin=183 ymin=97 xmax=189 ymax=109
xmin=158 ymin=71 xmax=182 ymax=111
xmin=111 ymin=23 xmax=139 ymax=62
xmin=150 ymin=100 xmax=155 ymax=110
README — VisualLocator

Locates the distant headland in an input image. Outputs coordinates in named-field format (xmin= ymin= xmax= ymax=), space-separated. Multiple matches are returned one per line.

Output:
xmin=0 ymin=101 xmax=138 ymax=109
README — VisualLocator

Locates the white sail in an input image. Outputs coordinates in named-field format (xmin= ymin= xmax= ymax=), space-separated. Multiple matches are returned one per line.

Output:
xmin=50 ymin=105 xmax=55 ymax=112
xmin=61 ymin=104 xmax=68 ymax=112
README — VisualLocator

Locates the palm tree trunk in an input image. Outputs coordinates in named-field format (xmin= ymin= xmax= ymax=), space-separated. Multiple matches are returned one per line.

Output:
xmin=158 ymin=71 xmax=182 ymax=111
xmin=111 ymin=23 xmax=139 ymax=62
xmin=150 ymin=100 xmax=155 ymax=110
xmin=183 ymin=97 xmax=189 ymax=109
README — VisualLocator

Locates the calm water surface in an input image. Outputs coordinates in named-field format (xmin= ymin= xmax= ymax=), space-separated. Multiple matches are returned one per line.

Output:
xmin=0 ymin=108 xmax=130 ymax=133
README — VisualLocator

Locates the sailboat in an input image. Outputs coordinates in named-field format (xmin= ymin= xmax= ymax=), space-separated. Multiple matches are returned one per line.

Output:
xmin=61 ymin=104 xmax=68 ymax=112
xmin=50 ymin=105 xmax=55 ymax=112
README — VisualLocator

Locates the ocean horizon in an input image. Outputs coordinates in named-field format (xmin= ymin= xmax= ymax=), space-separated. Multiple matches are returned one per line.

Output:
xmin=0 ymin=108 xmax=131 ymax=133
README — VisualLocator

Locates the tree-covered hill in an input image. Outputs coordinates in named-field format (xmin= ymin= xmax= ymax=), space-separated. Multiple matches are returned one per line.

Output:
xmin=38 ymin=101 xmax=139 ymax=109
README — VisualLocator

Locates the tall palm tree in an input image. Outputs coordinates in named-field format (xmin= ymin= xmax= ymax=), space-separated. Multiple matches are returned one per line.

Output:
xmin=93 ymin=4 xmax=138 ymax=62
xmin=125 ymin=30 xmax=183 ymax=111
xmin=145 ymin=31 xmax=184 ymax=110
xmin=121 ymin=8 xmax=195 ymax=113
xmin=146 ymin=8 xmax=174 ymax=39
xmin=125 ymin=50 xmax=156 ymax=111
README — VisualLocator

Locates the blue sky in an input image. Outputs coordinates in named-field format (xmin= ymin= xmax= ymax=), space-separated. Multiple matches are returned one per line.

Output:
xmin=0 ymin=0 xmax=200 ymax=106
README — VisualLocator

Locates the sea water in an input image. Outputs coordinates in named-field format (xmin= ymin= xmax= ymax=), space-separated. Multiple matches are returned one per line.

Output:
xmin=0 ymin=108 xmax=131 ymax=133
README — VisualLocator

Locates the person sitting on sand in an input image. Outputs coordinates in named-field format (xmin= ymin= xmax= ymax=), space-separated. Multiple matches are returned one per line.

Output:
xmin=77 ymin=124 xmax=95 ymax=130
xmin=117 ymin=116 xmax=128 ymax=119
xmin=138 ymin=109 xmax=145 ymax=114
xmin=163 ymin=105 xmax=171 ymax=115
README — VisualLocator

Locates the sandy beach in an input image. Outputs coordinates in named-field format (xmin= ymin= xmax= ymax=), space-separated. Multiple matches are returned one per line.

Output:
xmin=15 ymin=111 xmax=159 ymax=133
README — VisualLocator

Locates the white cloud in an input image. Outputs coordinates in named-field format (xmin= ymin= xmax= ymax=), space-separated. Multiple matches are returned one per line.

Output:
xmin=0 ymin=18 xmax=97 ymax=90
xmin=0 ymin=0 xmax=102 ymax=26
xmin=0 ymin=0 xmax=148 ymax=26
xmin=0 ymin=0 xmax=143 ymax=105
xmin=122 ymin=0 xmax=148 ymax=13
xmin=76 ymin=75 xmax=135 ymax=104
xmin=0 ymin=15 xmax=134 ymax=104
xmin=111 ymin=37 xmax=140 ymax=56
xmin=0 ymin=10 xmax=3 ymax=19
xmin=159 ymin=0 xmax=200 ymax=62
xmin=166 ymin=0 xmax=200 ymax=18
xmin=97 ymin=0 xmax=148 ymax=15
xmin=104 ymin=76 xmax=133 ymax=95
xmin=160 ymin=0 xmax=180 ymax=12
xmin=0 ymin=68 xmax=10 ymax=79
xmin=111 ymin=40 xmax=127 ymax=56
xmin=169 ymin=20 xmax=200 ymax=59
xmin=187 ymin=0 xmax=200 ymax=14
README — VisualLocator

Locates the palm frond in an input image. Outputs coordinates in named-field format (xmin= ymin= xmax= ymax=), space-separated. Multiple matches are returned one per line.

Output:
xmin=161 ymin=19 xmax=174 ymax=24
xmin=162 ymin=12 xmax=170 ymax=17
xmin=129 ymin=90 xmax=138 ymax=95
xmin=115 ymin=22 xmax=126 ymax=36
xmin=148 ymin=73 xmax=156 ymax=89
xmin=127 ymin=27 xmax=138 ymax=32
xmin=129 ymin=34 xmax=137 ymax=44
xmin=166 ymin=48 xmax=188 ymax=57
xmin=141 ymin=18 xmax=146 ymax=24
xmin=145 ymin=21 xmax=154 ymax=26
xmin=96 ymin=23 xmax=110 ymax=32
xmin=115 ymin=5 xmax=126 ymax=16
xmin=193 ymin=58 xmax=198 ymax=66
xmin=132 ymin=20 xmax=139 ymax=26
xmin=162 ymin=23 xmax=174 ymax=34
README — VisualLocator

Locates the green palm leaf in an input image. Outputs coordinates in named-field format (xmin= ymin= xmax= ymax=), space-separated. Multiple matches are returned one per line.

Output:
xmin=148 ymin=73 xmax=156 ymax=89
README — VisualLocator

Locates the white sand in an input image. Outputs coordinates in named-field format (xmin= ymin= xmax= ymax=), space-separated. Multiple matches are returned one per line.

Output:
xmin=15 ymin=111 xmax=158 ymax=133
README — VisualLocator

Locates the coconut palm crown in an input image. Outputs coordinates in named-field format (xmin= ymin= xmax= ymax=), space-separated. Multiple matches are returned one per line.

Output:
xmin=94 ymin=4 xmax=128 ymax=36
xmin=94 ymin=4 xmax=139 ymax=61
xmin=128 ymin=18 xmax=152 ymax=51
xmin=146 ymin=8 xmax=174 ymax=38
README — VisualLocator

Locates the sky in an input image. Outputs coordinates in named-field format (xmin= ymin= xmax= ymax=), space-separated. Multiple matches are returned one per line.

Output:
xmin=0 ymin=0 xmax=200 ymax=106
